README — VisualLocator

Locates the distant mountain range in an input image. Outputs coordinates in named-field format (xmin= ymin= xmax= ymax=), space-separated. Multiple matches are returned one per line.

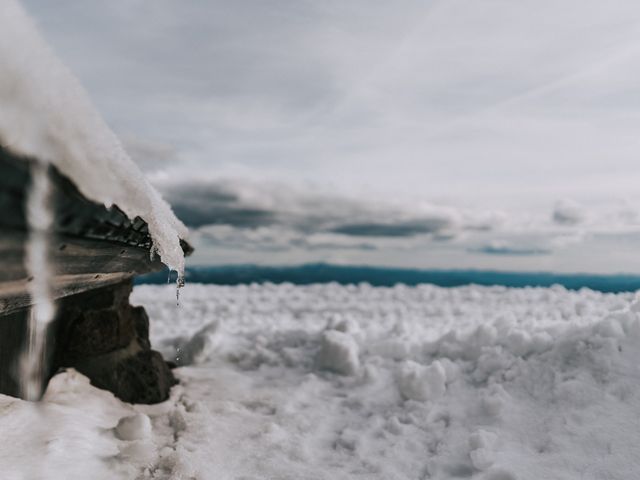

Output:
xmin=136 ymin=263 xmax=640 ymax=293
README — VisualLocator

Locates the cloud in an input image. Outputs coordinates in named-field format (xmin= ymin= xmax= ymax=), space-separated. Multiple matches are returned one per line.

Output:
xmin=169 ymin=175 xmax=640 ymax=273
xmin=144 ymin=157 xmax=640 ymax=270
xmin=156 ymin=174 xmax=640 ymax=263
xmin=552 ymin=199 xmax=586 ymax=225
xmin=473 ymin=243 xmax=551 ymax=256
xmin=196 ymin=225 xmax=379 ymax=253
xmin=159 ymin=179 xmax=278 ymax=229
xmin=330 ymin=220 xmax=449 ymax=238
xmin=22 ymin=0 xmax=640 ymax=209
xmin=157 ymin=176 xmax=476 ymax=240
xmin=22 ymin=0 xmax=640 ymax=273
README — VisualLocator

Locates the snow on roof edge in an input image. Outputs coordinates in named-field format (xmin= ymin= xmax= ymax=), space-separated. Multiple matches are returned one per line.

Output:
xmin=0 ymin=0 xmax=187 ymax=278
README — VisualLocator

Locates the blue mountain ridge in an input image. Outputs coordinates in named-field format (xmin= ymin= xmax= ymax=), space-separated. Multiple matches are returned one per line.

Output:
xmin=136 ymin=263 xmax=640 ymax=293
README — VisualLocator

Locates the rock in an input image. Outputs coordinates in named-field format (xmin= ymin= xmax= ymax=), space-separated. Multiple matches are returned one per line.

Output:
xmin=83 ymin=349 xmax=177 ymax=404
xmin=131 ymin=306 xmax=151 ymax=351
xmin=52 ymin=279 xmax=176 ymax=404
xmin=63 ymin=308 xmax=136 ymax=357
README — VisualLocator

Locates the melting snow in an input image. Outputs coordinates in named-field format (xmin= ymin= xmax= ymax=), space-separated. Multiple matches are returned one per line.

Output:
xmin=0 ymin=0 xmax=187 ymax=275
xmin=2 ymin=283 xmax=640 ymax=479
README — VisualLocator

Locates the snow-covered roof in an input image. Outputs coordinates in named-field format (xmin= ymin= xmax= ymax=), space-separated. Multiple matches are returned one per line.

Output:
xmin=0 ymin=0 xmax=187 ymax=277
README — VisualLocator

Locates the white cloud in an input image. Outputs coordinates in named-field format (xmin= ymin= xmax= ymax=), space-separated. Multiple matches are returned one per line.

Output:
xmin=21 ymin=0 xmax=640 ymax=204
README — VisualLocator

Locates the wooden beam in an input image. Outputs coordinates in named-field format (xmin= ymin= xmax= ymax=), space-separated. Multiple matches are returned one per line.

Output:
xmin=0 ymin=230 xmax=165 ymax=315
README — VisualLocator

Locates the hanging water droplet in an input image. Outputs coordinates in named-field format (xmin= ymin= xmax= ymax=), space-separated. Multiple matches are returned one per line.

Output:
xmin=149 ymin=242 xmax=157 ymax=262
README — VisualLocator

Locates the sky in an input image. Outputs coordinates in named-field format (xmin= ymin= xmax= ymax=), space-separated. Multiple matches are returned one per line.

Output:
xmin=19 ymin=0 xmax=640 ymax=273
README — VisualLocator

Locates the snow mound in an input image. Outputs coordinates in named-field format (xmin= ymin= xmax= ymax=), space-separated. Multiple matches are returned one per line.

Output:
xmin=0 ymin=369 xmax=159 ymax=480
xmin=0 ymin=1 xmax=187 ymax=275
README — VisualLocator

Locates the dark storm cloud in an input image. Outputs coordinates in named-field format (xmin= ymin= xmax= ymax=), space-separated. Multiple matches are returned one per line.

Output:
xmin=158 ymin=177 xmax=465 ymax=240
xmin=161 ymin=181 xmax=283 ymax=229
xmin=331 ymin=219 xmax=450 ymax=237
xmin=172 ymin=205 xmax=275 ymax=230
xmin=162 ymin=182 xmax=275 ymax=229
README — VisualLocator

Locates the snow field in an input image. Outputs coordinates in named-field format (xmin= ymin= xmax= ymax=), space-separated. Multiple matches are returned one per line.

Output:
xmin=132 ymin=283 xmax=640 ymax=479
xmin=1 ymin=283 xmax=640 ymax=479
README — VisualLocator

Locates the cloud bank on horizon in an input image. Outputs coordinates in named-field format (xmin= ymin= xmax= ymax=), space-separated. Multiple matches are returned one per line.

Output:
xmin=21 ymin=0 xmax=640 ymax=273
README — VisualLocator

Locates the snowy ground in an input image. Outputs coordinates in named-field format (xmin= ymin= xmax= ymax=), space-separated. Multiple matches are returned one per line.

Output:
xmin=3 ymin=283 xmax=640 ymax=479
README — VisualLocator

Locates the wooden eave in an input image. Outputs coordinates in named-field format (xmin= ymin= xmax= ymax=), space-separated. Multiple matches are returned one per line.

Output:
xmin=0 ymin=145 xmax=190 ymax=315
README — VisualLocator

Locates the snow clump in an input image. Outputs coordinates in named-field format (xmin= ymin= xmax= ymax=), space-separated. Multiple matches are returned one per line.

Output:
xmin=316 ymin=330 xmax=360 ymax=375
xmin=398 ymin=360 xmax=447 ymax=402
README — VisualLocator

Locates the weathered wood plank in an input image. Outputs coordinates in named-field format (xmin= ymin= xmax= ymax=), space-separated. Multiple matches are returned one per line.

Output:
xmin=0 ymin=230 xmax=165 ymax=315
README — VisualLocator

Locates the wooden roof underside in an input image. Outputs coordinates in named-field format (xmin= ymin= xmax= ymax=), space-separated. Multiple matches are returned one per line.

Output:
xmin=0 ymin=146 xmax=187 ymax=314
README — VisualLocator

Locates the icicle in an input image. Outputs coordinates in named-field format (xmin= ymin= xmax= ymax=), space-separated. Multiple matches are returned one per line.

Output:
xmin=19 ymin=161 xmax=56 ymax=401
xmin=176 ymin=272 xmax=185 ymax=307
